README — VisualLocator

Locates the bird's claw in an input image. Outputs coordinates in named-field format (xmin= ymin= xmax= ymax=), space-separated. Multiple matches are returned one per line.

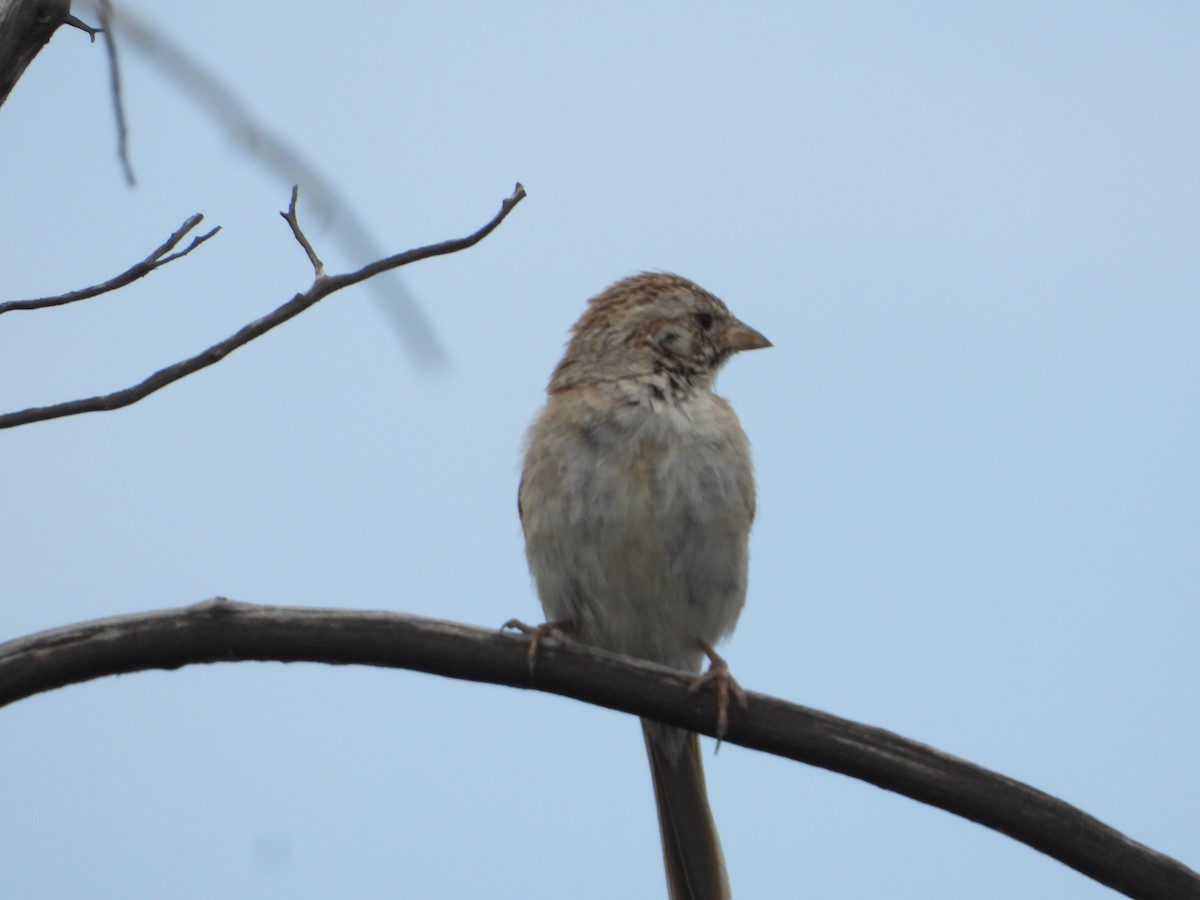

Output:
xmin=688 ymin=640 xmax=748 ymax=748
xmin=501 ymin=618 xmax=573 ymax=672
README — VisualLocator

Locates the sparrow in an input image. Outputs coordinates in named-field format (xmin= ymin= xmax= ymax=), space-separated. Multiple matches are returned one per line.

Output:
xmin=518 ymin=272 xmax=769 ymax=899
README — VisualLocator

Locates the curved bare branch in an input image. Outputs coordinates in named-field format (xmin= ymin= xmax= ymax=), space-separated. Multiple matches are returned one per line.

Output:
xmin=0 ymin=183 xmax=525 ymax=429
xmin=0 ymin=597 xmax=1195 ymax=900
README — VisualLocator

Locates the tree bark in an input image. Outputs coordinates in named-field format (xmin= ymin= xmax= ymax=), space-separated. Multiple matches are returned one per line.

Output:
xmin=0 ymin=0 xmax=72 ymax=108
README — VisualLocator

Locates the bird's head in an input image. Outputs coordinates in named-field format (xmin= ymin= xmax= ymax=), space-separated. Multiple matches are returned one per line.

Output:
xmin=550 ymin=272 xmax=770 ymax=393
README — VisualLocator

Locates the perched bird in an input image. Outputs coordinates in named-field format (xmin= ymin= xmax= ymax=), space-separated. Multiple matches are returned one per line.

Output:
xmin=518 ymin=272 xmax=770 ymax=899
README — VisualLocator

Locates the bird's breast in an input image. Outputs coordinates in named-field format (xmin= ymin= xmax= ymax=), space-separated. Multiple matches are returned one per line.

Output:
xmin=520 ymin=386 xmax=753 ymax=669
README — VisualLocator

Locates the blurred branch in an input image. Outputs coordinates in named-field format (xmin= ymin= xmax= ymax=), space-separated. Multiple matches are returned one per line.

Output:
xmin=0 ymin=597 xmax=1195 ymax=900
xmin=0 ymin=0 xmax=73 ymax=108
xmin=0 ymin=182 xmax=525 ymax=430
xmin=0 ymin=213 xmax=218 ymax=315
xmin=87 ymin=2 xmax=449 ymax=367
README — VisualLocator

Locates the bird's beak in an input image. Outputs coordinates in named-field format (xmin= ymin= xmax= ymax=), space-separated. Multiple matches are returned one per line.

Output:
xmin=723 ymin=320 xmax=772 ymax=352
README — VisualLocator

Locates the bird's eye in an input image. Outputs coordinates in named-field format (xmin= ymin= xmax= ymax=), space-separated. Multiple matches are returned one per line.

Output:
xmin=694 ymin=312 xmax=714 ymax=330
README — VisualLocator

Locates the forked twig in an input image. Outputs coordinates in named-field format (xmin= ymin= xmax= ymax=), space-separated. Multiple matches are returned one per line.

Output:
xmin=280 ymin=185 xmax=325 ymax=279
xmin=0 ymin=214 xmax=219 ymax=315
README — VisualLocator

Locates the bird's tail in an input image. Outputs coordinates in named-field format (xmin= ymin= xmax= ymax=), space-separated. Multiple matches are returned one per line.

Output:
xmin=641 ymin=719 xmax=732 ymax=900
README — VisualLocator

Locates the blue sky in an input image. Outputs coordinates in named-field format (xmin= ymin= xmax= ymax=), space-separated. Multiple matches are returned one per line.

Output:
xmin=1 ymin=3 xmax=1197 ymax=897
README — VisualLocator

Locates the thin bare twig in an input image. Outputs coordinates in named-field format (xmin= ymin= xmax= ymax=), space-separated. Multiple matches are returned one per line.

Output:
xmin=0 ymin=183 xmax=526 ymax=430
xmin=281 ymin=185 xmax=325 ymax=279
xmin=96 ymin=0 xmax=134 ymax=186
xmin=0 ymin=597 xmax=1195 ymax=900
xmin=64 ymin=15 xmax=103 ymax=41
xmin=0 ymin=214 xmax=219 ymax=315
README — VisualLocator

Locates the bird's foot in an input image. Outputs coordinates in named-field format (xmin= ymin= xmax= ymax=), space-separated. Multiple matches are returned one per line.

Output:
xmin=501 ymin=618 xmax=574 ymax=672
xmin=688 ymin=640 xmax=749 ymax=747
